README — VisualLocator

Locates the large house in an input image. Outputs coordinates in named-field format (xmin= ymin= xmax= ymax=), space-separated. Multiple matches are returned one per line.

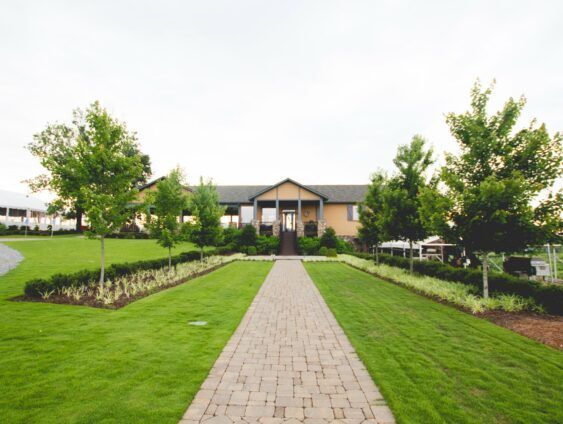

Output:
xmin=138 ymin=178 xmax=368 ymax=239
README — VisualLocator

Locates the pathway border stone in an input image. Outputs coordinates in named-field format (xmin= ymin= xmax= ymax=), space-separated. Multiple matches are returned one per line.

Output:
xmin=180 ymin=260 xmax=394 ymax=423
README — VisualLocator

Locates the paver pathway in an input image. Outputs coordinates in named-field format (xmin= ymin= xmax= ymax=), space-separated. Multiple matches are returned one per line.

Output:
xmin=180 ymin=260 xmax=394 ymax=423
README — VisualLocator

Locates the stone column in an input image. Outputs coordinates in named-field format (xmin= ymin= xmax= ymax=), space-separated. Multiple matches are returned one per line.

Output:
xmin=317 ymin=219 xmax=327 ymax=237
xmin=296 ymin=220 xmax=304 ymax=237
xmin=273 ymin=220 xmax=280 ymax=236
xmin=251 ymin=219 xmax=260 ymax=234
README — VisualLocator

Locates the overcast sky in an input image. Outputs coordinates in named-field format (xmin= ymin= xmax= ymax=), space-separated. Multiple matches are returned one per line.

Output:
xmin=1 ymin=0 xmax=562 ymax=199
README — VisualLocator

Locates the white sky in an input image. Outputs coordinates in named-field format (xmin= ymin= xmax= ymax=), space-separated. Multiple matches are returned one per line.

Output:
xmin=1 ymin=0 xmax=562 ymax=200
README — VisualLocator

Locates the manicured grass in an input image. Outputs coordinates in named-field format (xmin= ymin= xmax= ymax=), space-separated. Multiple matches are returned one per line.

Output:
xmin=305 ymin=262 xmax=563 ymax=424
xmin=0 ymin=238 xmax=201 ymax=298
xmin=0 ymin=238 xmax=272 ymax=423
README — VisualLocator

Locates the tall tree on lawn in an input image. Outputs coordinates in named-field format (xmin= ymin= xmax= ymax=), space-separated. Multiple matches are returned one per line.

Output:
xmin=358 ymin=171 xmax=388 ymax=264
xmin=80 ymin=102 xmax=146 ymax=283
xmin=188 ymin=178 xmax=225 ymax=260
xmin=382 ymin=135 xmax=434 ymax=272
xmin=420 ymin=81 xmax=563 ymax=298
xmin=145 ymin=167 xmax=189 ymax=271
xmin=27 ymin=113 xmax=151 ymax=232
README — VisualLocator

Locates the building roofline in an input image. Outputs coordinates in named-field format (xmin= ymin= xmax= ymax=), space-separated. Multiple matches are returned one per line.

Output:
xmin=248 ymin=178 xmax=329 ymax=201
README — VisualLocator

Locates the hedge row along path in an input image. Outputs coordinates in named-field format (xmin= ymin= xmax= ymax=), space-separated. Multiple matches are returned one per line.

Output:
xmin=0 ymin=243 xmax=23 ymax=276
xmin=181 ymin=259 xmax=394 ymax=423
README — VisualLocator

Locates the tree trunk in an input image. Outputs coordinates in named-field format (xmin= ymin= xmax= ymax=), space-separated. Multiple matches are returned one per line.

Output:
xmin=375 ymin=244 xmax=379 ymax=265
xmin=200 ymin=247 xmax=204 ymax=261
xmin=76 ymin=208 xmax=83 ymax=233
xmin=99 ymin=235 xmax=105 ymax=284
xmin=168 ymin=247 xmax=172 ymax=272
xmin=482 ymin=253 xmax=489 ymax=299
xmin=409 ymin=240 xmax=414 ymax=273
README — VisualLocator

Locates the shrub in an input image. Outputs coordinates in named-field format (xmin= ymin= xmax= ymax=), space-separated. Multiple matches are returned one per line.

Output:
xmin=320 ymin=227 xmax=338 ymax=249
xmin=336 ymin=238 xmax=354 ymax=254
xmin=239 ymin=224 xmax=257 ymax=247
xmin=326 ymin=248 xmax=338 ymax=257
xmin=0 ymin=223 xmax=6 ymax=235
xmin=247 ymin=246 xmax=257 ymax=256
xmin=256 ymin=236 xmax=279 ymax=255
xmin=298 ymin=237 xmax=320 ymax=255
xmin=350 ymin=252 xmax=563 ymax=315
xmin=223 ymin=227 xmax=241 ymax=247
xmin=319 ymin=246 xmax=329 ymax=256
xmin=24 ymin=248 xmax=220 ymax=298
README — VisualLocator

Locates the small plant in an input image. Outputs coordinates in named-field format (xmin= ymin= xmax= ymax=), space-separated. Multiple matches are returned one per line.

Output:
xmin=319 ymin=246 xmax=328 ymax=256
xmin=40 ymin=289 xmax=55 ymax=300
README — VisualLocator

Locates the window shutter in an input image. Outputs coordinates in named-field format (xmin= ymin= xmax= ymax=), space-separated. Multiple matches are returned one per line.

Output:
xmin=347 ymin=204 xmax=353 ymax=221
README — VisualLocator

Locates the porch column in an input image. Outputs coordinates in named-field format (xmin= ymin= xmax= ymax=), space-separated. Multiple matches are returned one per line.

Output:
xmin=275 ymin=188 xmax=279 ymax=220
xmin=319 ymin=199 xmax=324 ymax=219
xmin=5 ymin=207 xmax=9 ymax=226
xmin=253 ymin=198 xmax=257 ymax=220
xmin=297 ymin=191 xmax=302 ymax=222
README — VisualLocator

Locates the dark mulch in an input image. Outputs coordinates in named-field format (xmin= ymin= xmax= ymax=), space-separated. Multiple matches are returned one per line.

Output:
xmin=478 ymin=310 xmax=563 ymax=350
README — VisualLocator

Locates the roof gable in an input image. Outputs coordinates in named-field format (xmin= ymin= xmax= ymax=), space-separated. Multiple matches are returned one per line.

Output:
xmin=249 ymin=178 xmax=328 ymax=201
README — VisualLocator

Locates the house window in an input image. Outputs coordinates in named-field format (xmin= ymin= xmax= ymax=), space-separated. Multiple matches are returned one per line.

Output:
xmin=261 ymin=208 xmax=276 ymax=223
xmin=240 ymin=206 xmax=254 ymax=223
xmin=352 ymin=205 xmax=360 ymax=221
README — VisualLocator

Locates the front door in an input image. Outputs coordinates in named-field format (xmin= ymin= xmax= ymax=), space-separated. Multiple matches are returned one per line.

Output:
xmin=282 ymin=210 xmax=296 ymax=232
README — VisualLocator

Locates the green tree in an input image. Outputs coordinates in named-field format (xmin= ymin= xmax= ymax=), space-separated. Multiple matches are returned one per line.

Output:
xmin=27 ymin=111 xmax=151 ymax=232
xmin=145 ymin=167 xmax=189 ymax=271
xmin=320 ymin=227 xmax=338 ymax=249
xmin=71 ymin=102 xmax=146 ymax=283
xmin=359 ymin=171 xmax=388 ymax=263
xmin=239 ymin=224 xmax=257 ymax=248
xmin=188 ymin=178 xmax=225 ymax=260
xmin=382 ymin=135 xmax=434 ymax=272
xmin=421 ymin=81 xmax=563 ymax=298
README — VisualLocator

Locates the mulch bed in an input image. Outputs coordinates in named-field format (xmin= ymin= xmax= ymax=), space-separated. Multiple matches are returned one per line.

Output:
xmin=478 ymin=310 xmax=563 ymax=350
xmin=12 ymin=263 xmax=227 ymax=310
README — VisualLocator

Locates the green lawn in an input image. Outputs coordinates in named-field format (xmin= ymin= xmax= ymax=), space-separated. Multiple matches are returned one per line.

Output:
xmin=305 ymin=262 xmax=563 ymax=424
xmin=0 ymin=238 xmax=272 ymax=423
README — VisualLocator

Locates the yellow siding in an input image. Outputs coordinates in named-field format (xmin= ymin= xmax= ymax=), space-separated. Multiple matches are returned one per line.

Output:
xmin=324 ymin=204 xmax=359 ymax=236
xmin=257 ymin=182 xmax=321 ymax=201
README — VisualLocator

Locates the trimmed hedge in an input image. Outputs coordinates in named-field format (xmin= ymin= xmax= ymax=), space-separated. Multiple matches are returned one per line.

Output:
xmin=105 ymin=232 xmax=150 ymax=239
xmin=24 ymin=249 xmax=218 ymax=297
xmin=351 ymin=252 xmax=563 ymax=315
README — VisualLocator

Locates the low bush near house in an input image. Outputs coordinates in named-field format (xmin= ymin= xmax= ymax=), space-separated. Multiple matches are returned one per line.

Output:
xmin=246 ymin=246 xmax=257 ymax=256
xmin=351 ymin=252 xmax=563 ymax=315
xmin=298 ymin=237 xmax=320 ymax=255
xmin=24 ymin=248 xmax=220 ymax=297
xmin=326 ymin=248 xmax=338 ymax=257
xmin=339 ymin=255 xmax=539 ymax=314
xmin=31 ymin=254 xmax=243 ymax=308
xmin=256 ymin=235 xmax=279 ymax=255
xmin=319 ymin=246 xmax=328 ymax=256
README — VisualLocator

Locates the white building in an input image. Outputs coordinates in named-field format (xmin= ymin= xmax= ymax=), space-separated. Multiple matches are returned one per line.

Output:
xmin=0 ymin=189 xmax=75 ymax=230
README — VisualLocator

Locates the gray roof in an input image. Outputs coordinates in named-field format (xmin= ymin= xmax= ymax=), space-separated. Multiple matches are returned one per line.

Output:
xmin=139 ymin=178 xmax=367 ymax=204
xmin=215 ymin=184 xmax=367 ymax=204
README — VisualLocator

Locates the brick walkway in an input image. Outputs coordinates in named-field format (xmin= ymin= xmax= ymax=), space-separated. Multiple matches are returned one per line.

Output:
xmin=180 ymin=260 xmax=394 ymax=423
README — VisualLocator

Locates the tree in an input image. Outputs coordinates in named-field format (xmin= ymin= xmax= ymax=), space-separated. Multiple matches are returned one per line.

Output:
xmin=358 ymin=171 xmax=388 ymax=263
xmin=420 ymin=81 xmax=563 ymax=298
xmin=145 ymin=167 xmax=189 ymax=271
xmin=382 ymin=135 xmax=434 ymax=272
xmin=27 ymin=110 xmax=151 ymax=232
xmin=73 ymin=102 xmax=145 ymax=283
xmin=239 ymin=224 xmax=257 ymax=248
xmin=320 ymin=227 xmax=338 ymax=249
xmin=188 ymin=178 xmax=225 ymax=260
